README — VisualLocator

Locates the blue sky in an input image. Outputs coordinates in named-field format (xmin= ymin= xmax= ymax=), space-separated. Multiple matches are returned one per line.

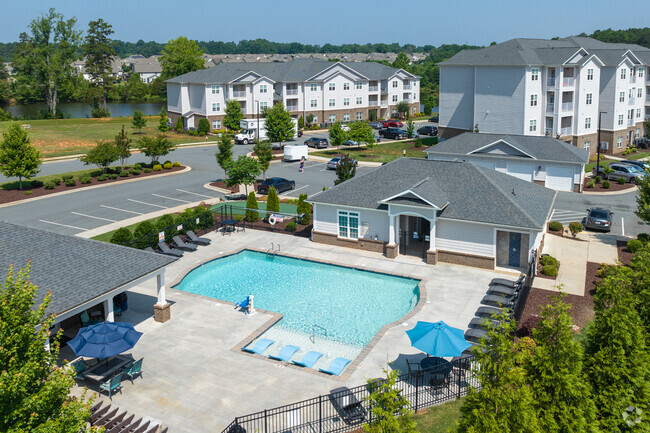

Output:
xmin=2 ymin=0 xmax=648 ymax=46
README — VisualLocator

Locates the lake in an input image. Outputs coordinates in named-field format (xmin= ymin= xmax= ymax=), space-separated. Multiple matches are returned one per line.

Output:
xmin=0 ymin=102 xmax=165 ymax=119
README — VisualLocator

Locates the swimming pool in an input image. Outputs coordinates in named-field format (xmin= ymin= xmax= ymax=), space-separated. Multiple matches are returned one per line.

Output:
xmin=174 ymin=250 xmax=420 ymax=352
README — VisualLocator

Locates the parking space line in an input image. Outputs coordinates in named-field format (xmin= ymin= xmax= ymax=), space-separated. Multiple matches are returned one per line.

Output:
xmin=152 ymin=193 xmax=192 ymax=203
xmin=70 ymin=212 xmax=117 ymax=223
xmin=176 ymin=189 xmax=213 ymax=199
xmin=100 ymin=205 xmax=143 ymax=215
xmin=39 ymin=220 xmax=86 ymax=230
xmin=128 ymin=198 xmax=168 ymax=209
xmin=281 ymin=185 xmax=309 ymax=196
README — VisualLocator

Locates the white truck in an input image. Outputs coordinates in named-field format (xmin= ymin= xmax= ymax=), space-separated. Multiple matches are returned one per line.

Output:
xmin=234 ymin=117 xmax=298 ymax=145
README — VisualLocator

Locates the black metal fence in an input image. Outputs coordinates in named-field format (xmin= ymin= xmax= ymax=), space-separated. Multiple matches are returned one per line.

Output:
xmin=220 ymin=356 xmax=478 ymax=433
xmin=513 ymin=249 xmax=537 ymax=322
xmin=216 ymin=203 xmax=311 ymax=237
xmin=124 ymin=210 xmax=216 ymax=249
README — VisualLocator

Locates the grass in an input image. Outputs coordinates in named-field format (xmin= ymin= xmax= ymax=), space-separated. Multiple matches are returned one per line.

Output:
xmin=625 ymin=151 xmax=650 ymax=160
xmin=311 ymin=137 xmax=436 ymax=163
xmin=0 ymin=117 xmax=208 ymax=157
xmin=415 ymin=399 xmax=463 ymax=433
xmin=0 ymin=165 xmax=138 ymax=191
xmin=585 ymin=158 xmax=614 ymax=173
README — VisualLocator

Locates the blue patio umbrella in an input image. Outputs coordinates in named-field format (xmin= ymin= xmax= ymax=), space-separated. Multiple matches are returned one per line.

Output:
xmin=68 ymin=321 xmax=143 ymax=359
xmin=406 ymin=321 xmax=471 ymax=357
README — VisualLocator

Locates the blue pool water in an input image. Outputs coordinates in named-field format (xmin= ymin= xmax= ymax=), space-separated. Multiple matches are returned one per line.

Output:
xmin=174 ymin=250 xmax=420 ymax=348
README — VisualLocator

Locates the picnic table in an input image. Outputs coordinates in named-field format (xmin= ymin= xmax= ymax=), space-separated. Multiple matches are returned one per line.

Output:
xmin=83 ymin=355 xmax=132 ymax=384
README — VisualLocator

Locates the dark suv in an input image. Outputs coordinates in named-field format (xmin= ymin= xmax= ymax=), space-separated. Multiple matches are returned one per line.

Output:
xmin=379 ymin=128 xmax=406 ymax=139
xmin=304 ymin=137 xmax=329 ymax=148
xmin=417 ymin=125 xmax=438 ymax=136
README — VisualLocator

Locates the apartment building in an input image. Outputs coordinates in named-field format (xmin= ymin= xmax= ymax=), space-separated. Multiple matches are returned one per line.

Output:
xmin=165 ymin=59 xmax=420 ymax=131
xmin=439 ymin=37 xmax=650 ymax=155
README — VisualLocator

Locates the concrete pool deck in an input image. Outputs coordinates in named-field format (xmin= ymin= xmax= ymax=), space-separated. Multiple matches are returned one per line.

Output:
xmin=69 ymin=229 xmax=513 ymax=432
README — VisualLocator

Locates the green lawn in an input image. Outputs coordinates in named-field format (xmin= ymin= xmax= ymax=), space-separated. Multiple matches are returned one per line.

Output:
xmin=311 ymin=138 xmax=435 ymax=163
xmin=0 ymin=117 xmax=207 ymax=157
xmin=626 ymin=151 xmax=650 ymax=160
xmin=585 ymin=158 xmax=614 ymax=173
xmin=415 ymin=399 xmax=463 ymax=433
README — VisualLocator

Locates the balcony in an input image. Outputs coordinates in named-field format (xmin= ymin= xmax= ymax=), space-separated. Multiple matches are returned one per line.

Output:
xmin=646 ymin=95 xmax=650 ymax=103
xmin=561 ymin=102 xmax=574 ymax=111
xmin=286 ymin=104 xmax=298 ymax=112
xmin=562 ymin=77 xmax=575 ymax=87
xmin=546 ymin=103 xmax=555 ymax=113
xmin=560 ymin=127 xmax=572 ymax=135
xmin=546 ymin=78 xmax=556 ymax=87
xmin=403 ymin=84 xmax=412 ymax=90
xmin=285 ymin=89 xmax=298 ymax=96
xmin=369 ymin=86 xmax=379 ymax=92
xmin=232 ymin=90 xmax=246 ymax=98
xmin=369 ymin=100 xmax=380 ymax=106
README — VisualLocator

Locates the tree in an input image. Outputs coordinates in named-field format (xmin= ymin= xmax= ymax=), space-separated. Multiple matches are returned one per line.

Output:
xmin=215 ymin=134 xmax=234 ymax=172
xmin=392 ymin=52 xmax=410 ymax=70
xmin=406 ymin=120 xmax=415 ymax=138
xmin=265 ymin=102 xmax=295 ymax=147
xmin=245 ymin=191 xmax=259 ymax=222
xmin=225 ymin=155 xmax=261 ymax=195
xmin=348 ymin=121 xmax=376 ymax=148
xmin=159 ymin=36 xmax=204 ymax=79
xmin=334 ymin=154 xmax=356 ymax=185
xmin=635 ymin=172 xmax=650 ymax=223
xmin=223 ymin=100 xmax=244 ymax=131
xmin=456 ymin=310 xmax=540 ymax=433
xmin=306 ymin=113 xmax=314 ymax=127
xmin=395 ymin=101 xmax=410 ymax=119
xmin=138 ymin=134 xmax=176 ymax=164
xmin=298 ymin=115 xmax=304 ymax=129
xmin=645 ymin=119 xmax=650 ymax=138
xmin=197 ymin=118 xmax=210 ymax=135
xmin=110 ymin=227 xmax=133 ymax=246
xmin=132 ymin=110 xmax=147 ymax=132
xmin=11 ymin=8 xmax=81 ymax=116
xmin=114 ymin=125 xmax=132 ymax=167
xmin=329 ymin=121 xmax=348 ymax=148
xmin=363 ymin=368 xmax=416 ymax=433
xmin=266 ymin=186 xmax=280 ymax=214
xmin=0 ymin=263 xmax=98 ymax=432
xmin=526 ymin=293 xmax=598 ymax=433
xmin=158 ymin=108 xmax=170 ymax=132
xmin=126 ymin=73 xmax=147 ymax=100
xmin=79 ymin=140 xmax=120 ymax=173
xmin=83 ymin=19 xmax=116 ymax=111
xmin=253 ymin=139 xmax=273 ymax=178
xmin=297 ymin=193 xmax=311 ymax=225
xmin=0 ymin=122 xmax=41 ymax=190
xmin=175 ymin=117 xmax=183 ymax=133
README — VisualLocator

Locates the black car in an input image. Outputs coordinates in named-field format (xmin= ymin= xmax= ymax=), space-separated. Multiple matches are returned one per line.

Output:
xmin=428 ymin=115 xmax=439 ymax=123
xmin=417 ymin=125 xmax=438 ymax=136
xmin=585 ymin=208 xmax=613 ymax=232
xmin=379 ymin=127 xmax=406 ymax=139
xmin=621 ymin=159 xmax=650 ymax=171
xmin=368 ymin=121 xmax=383 ymax=129
xmin=257 ymin=177 xmax=296 ymax=194
xmin=304 ymin=137 xmax=329 ymax=148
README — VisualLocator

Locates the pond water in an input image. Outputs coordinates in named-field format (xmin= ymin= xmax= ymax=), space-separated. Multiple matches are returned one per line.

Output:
xmin=0 ymin=102 xmax=165 ymax=119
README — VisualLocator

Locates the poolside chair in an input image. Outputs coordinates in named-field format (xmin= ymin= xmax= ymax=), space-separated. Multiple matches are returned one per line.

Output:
xmin=291 ymin=351 xmax=323 ymax=368
xmin=490 ymin=275 xmax=524 ymax=288
xmin=488 ymin=284 xmax=520 ymax=297
xmin=268 ymin=345 xmax=299 ymax=362
xmin=319 ymin=357 xmax=351 ymax=376
xmin=242 ymin=338 xmax=275 ymax=355
xmin=329 ymin=387 xmax=367 ymax=425
xmin=476 ymin=306 xmax=512 ymax=317
xmin=186 ymin=230 xmax=211 ymax=246
xmin=71 ymin=358 xmax=87 ymax=382
xmin=157 ymin=242 xmax=183 ymax=257
xmin=124 ymin=358 xmax=143 ymax=383
xmin=171 ymin=235 xmax=198 ymax=252
xmin=465 ymin=328 xmax=491 ymax=343
xmin=469 ymin=317 xmax=499 ymax=330
xmin=481 ymin=293 xmax=517 ymax=307
xmin=99 ymin=374 xmax=123 ymax=399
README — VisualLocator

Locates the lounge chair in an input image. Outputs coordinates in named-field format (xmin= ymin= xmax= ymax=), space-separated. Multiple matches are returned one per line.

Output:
xmin=157 ymin=242 xmax=183 ymax=257
xmin=481 ymin=293 xmax=517 ymax=307
xmin=476 ymin=305 xmax=512 ymax=317
xmin=71 ymin=358 xmax=87 ymax=381
xmin=124 ymin=358 xmax=143 ymax=383
xmin=268 ymin=345 xmax=299 ymax=362
xmin=242 ymin=338 xmax=275 ymax=355
xmin=490 ymin=275 xmax=524 ymax=288
xmin=292 ymin=351 xmax=324 ymax=368
xmin=186 ymin=230 xmax=211 ymax=246
xmin=488 ymin=284 xmax=520 ymax=297
xmin=319 ymin=357 xmax=351 ymax=376
xmin=329 ymin=387 xmax=366 ymax=425
xmin=469 ymin=317 xmax=499 ymax=330
xmin=172 ymin=235 xmax=198 ymax=252
xmin=99 ymin=374 xmax=123 ymax=399
xmin=80 ymin=310 xmax=100 ymax=327
xmin=465 ymin=328 xmax=491 ymax=342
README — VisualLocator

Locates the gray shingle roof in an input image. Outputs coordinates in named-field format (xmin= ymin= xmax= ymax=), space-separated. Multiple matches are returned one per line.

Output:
xmin=309 ymin=159 xmax=556 ymax=229
xmin=427 ymin=132 xmax=589 ymax=164
xmin=0 ymin=222 xmax=176 ymax=317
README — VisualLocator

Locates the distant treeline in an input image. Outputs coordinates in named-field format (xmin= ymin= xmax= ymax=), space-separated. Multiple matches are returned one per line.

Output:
xmin=581 ymin=27 xmax=650 ymax=48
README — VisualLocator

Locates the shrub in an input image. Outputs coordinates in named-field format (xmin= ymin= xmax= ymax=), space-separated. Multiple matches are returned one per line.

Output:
xmin=266 ymin=187 xmax=280 ymax=217
xmin=194 ymin=206 xmax=213 ymax=229
xmin=637 ymin=233 xmax=650 ymax=243
xmin=297 ymin=193 xmax=311 ymax=225
xmin=594 ymin=175 xmax=602 ymax=183
xmin=110 ymin=227 xmax=133 ymax=246
xmin=97 ymin=174 xmax=107 ymax=181
xmin=24 ymin=190 xmax=33 ymax=195
xmin=285 ymin=221 xmax=297 ymax=232
xmin=586 ymin=180 xmax=595 ymax=188
xmin=30 ymin=179 xmax=43 ymax=188
xmin=548 ymin=221 xmax=563 ymax=232
xmin=568 ymin=221 xmax=583 ymax=237
xmin=130 ymin=169 xmax=141 ymax=175
xmin=90 ymin=170 xmax=103 ymax=177
xmin=80 ymin=174 xmax=92 ymax=184
xmin=153 ymin=164 xmax=163 ymax=171
xmin=199 ymin=132 xmax=205 ymax=137
xmin=627 ymin=239 xmax=645 ymax=253
xmin=108 ymin=174 xmax=118 ymax=180
xmin=172 ymin=161 xmax=181 ymax=167
xmin=144 ymin=168 xmax=152 ymax=173
xmin=617 ymin=177 xmax=626 ymax=184
xmin=163 ymin=160 xmax=172 ymax=166
xmin=596 ymin=262 xmax=615 ymax=278
xmin=602 ymin=180 xmax=610 ymax=189
xmin=133 ymin=220 xmax=157 ymax=248
xmin=233 ymin=214 xmax=244 ymax=222
xmin=119 ymin=170 xmax=129 ymax=177
xmin=541 ymin=265 xmax=558 ymax=277
xmin=163 ymin=162 xmax=172 ymax=170
xmin=51 ymin=177 xmax=61 ymax=186
xmin=134 ymin=163 xmax=143 ymax=170
xmin=197 ymin=118 xmax=210 ymax=135
xmin=61 ymin=174 xmax=73 ymax=181
xmin=540 ymin=255 xmax=558 ymax=267
xmin=156 ymin=214 xmax=177 ymax=240
xmin=245 ymin=192 xmax=259 ymax=222
xmin=44 ymin=180 xmax=56 ymax=190
xmin=64 ymin=178 xmax=76 ymax=187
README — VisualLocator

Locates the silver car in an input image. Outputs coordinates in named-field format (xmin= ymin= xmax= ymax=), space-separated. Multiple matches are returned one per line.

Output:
xmin=594 ymin=163 xmax=645 ymax=183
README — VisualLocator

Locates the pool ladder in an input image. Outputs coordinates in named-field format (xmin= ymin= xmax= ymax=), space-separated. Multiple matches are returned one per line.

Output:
xmin=266 ymin=243 xmax=280 ymax=258
xmin=311 ymin=325 xmax=328 ymax=343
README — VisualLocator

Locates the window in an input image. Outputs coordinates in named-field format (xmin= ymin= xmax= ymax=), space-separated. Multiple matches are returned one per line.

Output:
xmin=343 ymin=98 xmax=350 ymax=106
xmin=212 ymin=120 xmax=221 ymax=129
xmin=310 ymin=83 xmax=318 ymax=91
xmin=329 ymin=99 xmax=335 ymax=107
xmin=355 ymin=81 xmax=362 ymax=90
xmin=637 ymin=108 xmax=642 ymax=118
xmin=338 ymin=210 xmax=359 ymax=239
xmin=392 ymin=95 xmax=398 ymax=102
xmin=617 ymin=137 xmax=623 ymax=148
xmin=640 ymin=68 xmax=645 ymax=78
xmin=531 ymin=68 xmax=539 ymax=80
xmin=343 ymin=113 xmax=350 ymax=122
xmin=259 ymin=84 xmax=267 ymax=93
xmin=636 ymin=128 xmax=641 ymax=138
xmin=310 ymin=99 xmax=317 ymax=108
xmin=584 ymin=141 xmax=590 ymax=152
xmin=529 ymin=119 xmax=537 ymax=132
xmin=312 ymin=115 xmax=318 ymax=123
xmin=356 ymin=112 xmax=362 ymax=120
xmin=356 ymin=97 xmax=362 ymax=105
xmin=343 ymin=82 xmax=350 ymax=91
xmin=586 ymin=93 xmax=592 ymax=105
xmin=601 ymin=141 xmax=609 ymax=150
xmin=585 ymin=117 xmax=591 ymax=129
xmin=259 ymin=101 xmax=267 ymax=110
xmin=638 ymin=88 xmax=643 ymax=98
xmin=392 ymin=80 xmax=398 ymax=88
xmin=530 ymin=94 xmax=538 ymax=106
xmin=587 ymin=69 xmax=594 ymax=80
xmin=621 ymin=68 xmax=627 ymax=79
xmin=211 ymin=103 xmax=220 ymax=112
xmin=618 ymin=114 xmax=624 ymax=125
xmin=329 ymin=83 xmax=335 ymax=91
xmin=413 ymin=93 xmax=417 ymax=100
xmin=329 ymin=114 xmax=335 ymax=123
xmin=211 ymin=85 xmax=220 ymax=94
xmin=620 ymin=92 xmax=625 ymax=102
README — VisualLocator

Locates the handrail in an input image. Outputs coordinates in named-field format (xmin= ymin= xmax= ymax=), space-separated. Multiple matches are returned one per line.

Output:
xmin=311 ymin=325 xmax=327 ymax=343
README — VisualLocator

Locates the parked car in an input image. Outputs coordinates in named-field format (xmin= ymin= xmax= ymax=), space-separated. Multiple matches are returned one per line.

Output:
xmin=327 ymin=157 xmax=358 ymax=170
xmin=380 ymin=120 xmax=392 ymax=128
xmin=341 ymin=124 xmax=350 ymax=132
xmin=304 ymin=137 xmax=329 ymax=148
xmin=297 ymin=130 xmax=303 ymax=137
xmin=593 ymin=163 xmax=646 ymax=183
xmin=417 ymin=125 xmax=438 ymax=136
xmin=386 ymin=120 xmax=404 ymax=127
xmin=343 ymin=139 xmax=359 ymax=146
xmin=379 ymin=128 xmax=407 ymax=139
xmin=585 ymin=208 xmax=613 ymax=232
xmin=621 ymin=159 xmax=650 ymax=172
xmin=257 ymin=177 xmax=295 ymax=194
xmin=429 ymin=115 xmax=439 ymax=123
xmin=368 ymin=121 xmax=383 ymax=129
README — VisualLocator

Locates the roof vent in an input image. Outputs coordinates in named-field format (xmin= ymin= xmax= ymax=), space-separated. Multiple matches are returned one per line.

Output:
xmin=512 ymin=188 xmax=517 ymax=196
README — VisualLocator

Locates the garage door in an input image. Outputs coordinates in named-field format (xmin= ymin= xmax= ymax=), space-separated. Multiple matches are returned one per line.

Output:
xmin=546 ymin=165 xmax=574 ymax=191
xmin=473 ymin=160 xmax=496 ymax=170
xmin=506 ymin=163 xmax=534 ymax=182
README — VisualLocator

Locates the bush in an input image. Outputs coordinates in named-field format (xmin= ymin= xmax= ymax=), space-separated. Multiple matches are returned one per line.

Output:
xmin=90 ymin=170 xmax=103 ymax=177
xmin=627 ymin=239 xmax=645 ymax=253
xmin=133 ymin=220 xmax=157 ymax=248
xmin=110 ymin=227 xmax=133 ymax=246
xmin=51 ymin=177 xmax=61 ymax=186
xmin=548 ymin=221 xmax=563 ymax=232
xmin=197 ymin=118 xmax=210 ymax=135
xmin=153 ymin=164 xmax=163 ymax=171
xmin=233 ymin=214 xmax=244 ymax=222
xmin=568 ymin=221 xmax=583 ymax=237
xmin=594 ymin=175 xmax=601 ymax=183
xmin=134 ymin=163 xmax=143 ymax=170
xmin=130 ymin=169 xmax=141 ymax=175
xmin=596 ymin=262 xmax=615 ymax=278
xmin=30 ymin=179 xmax=43 ymax=188
xmin=144 ymin=168 xmax=152 ymax=173
xmin=80 ymin=175 xmax=92 ymax=184
xmin=97 ymin=174 xmax=107 ymax=181
xmin=586 ymin=180 xmax=595 ymax=188
xmin=541 ymin=265 xmax=558 ymax=277
xmin=156 ymin=214 xmax=177 ymax=240
xmin=172 ymin=161 xmax=181 ymax=167
xmin=602 ymin=180 xmax=610 ymax=189
xmin=246 ymin=192 xmax=259 ymax=222
xmin=163 ymin=160 xmax=172 ymax=166
xmin=163 ymin=162 xmax=172 ymax=170
xmin=194 ymin=206 xmax=213 ymax=229
xmin=199 ymin=132 xmax=205 ymax=137
xmin=61 ymin=174 xmax=73 ymax=181
xmin=414 ymin=136 xmax=423 ymax=147
xmin=297 ymin=193 xmax=311 ymax=225
xmin=637 ymin=233 xmax=650 ymax=243
xmin=285 ymin=221 xmax=297 ymax=232
xmin=64 ymin=178 xmax=76 ymax=186
xmin=119 ymin=170 xmax=129 ymax=177
xmin=24 ymin=190 xmax=33 ymax=195
xmin=540 ymin=255 xmax=558 ymax=267
xmin=617 ymin=177 xmax=626 ymax=184
xmin=108 ymin=173 xmax=118 ymax=180
xmin=44 ymin=180 xmax=56 ymax=190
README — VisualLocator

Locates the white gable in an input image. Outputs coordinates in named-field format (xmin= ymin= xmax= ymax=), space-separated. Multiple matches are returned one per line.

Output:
xmin=231 ymin=72 xmax=261 ymax=83
xmin=470 ymin=140 xmax=533 ymax=158
xmin=309 ymin=63 xmax=365 ymax=82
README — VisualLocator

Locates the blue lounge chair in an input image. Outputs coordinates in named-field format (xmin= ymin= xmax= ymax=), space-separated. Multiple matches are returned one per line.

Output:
xmin=268 ymin=345 xmax=299 ymax=362
xmin=235 ymin=296 xmax=252 ymax=315
xmin=292 ymin=351 xmax=324 ymax=368
xmin=242 ymin=338 xmax=275 ymax=355
xmin=319 ymin=357 xmax=352 ymax=376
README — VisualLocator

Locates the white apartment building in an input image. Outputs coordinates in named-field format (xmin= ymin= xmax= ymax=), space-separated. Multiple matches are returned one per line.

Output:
xmin=165 ymin=59 xmax=420 ymax=131
xmin=439 ymin=37 xmax=650 ymax=155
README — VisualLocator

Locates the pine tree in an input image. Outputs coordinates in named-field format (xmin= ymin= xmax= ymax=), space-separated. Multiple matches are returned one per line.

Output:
xmin=246 ymin=191 xmax=259 ymax=222
xmin=114 ymin=125 xmax=132 ymax=167
xmin=158 ymin=108 xmax=170 ymax=132
xmin=0 ymin=122 xmax=41 ymax=190
xmin=83 ymin=19 xmax=116 ymax=111
xmin=297 ymin=193 xmax=311 ymax=225
xmin=266 ymin=186 xmax=280 ymax=215
xmin=175 ymin=117 xmax=183 ymax=133
xmin=335 ymin=154 xmax=356 ymax=185
xmin=223 ymin=100 xmax=244 ymax=131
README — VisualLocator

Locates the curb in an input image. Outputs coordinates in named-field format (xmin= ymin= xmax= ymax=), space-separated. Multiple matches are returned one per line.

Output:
xmin=582 ymin=185 xmax=637 ymax=195
xmin=203 ymin=182 xmax=232 ymax=194
xmin=0 ymin=166 xmax=192 ymax=209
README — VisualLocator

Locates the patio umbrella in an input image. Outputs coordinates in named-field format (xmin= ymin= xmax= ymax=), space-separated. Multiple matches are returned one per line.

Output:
xmin=68 ymin=321 xmax=143 ymax=359
xmin=406 ymin=321 xmax=471 ymax=358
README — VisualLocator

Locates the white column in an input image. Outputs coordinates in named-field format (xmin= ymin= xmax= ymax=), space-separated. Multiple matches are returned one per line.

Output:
xmin=429 ymin=220 xmax=436 ymax=251
xmin=156 ymin=272 xmax=166 ymax=305
xmin=104 ymin=297 xmax=115 ymax=322
xmin=388 ymin=214 xmax=396 ymax=244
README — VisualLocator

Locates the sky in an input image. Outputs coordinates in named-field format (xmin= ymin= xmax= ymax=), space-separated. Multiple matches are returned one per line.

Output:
xmin=1 ymin=0 xmax=648 ymax=47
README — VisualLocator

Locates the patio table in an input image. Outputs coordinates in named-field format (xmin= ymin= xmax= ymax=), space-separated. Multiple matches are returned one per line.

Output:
xmin=83 ymin=355 xmax=132 ymax=384
xmin=220 ymin=219 xmax=238 ymax=235
xmin=420 ymin=356 xmax=452 ymax=375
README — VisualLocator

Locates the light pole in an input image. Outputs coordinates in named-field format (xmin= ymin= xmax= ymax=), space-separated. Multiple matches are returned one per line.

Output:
xmin=596 ymin=111 xmax=606 ymax=177
xmin=255 ymin=100 xmax=259 ymax=141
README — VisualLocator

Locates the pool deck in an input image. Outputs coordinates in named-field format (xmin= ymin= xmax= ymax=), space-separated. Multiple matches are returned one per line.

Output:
xmin=67 ymin=229 xmax=512 ymax=432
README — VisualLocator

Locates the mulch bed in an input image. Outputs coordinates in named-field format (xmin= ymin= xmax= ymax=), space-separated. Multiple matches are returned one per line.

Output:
xmin=535 ymin=255 xmax=559 ymax=280
xmin=0 ymin=165 xmax=185 ymax=205
xmin=238 ymin=219 xmax=312 ymax=238
xmin=210 ymin=180 xmax=262 ymax=194
xmin=616 ymin=240 xmax=634 ymax=266
xmin=583 ymin=177 xmax=635 ymax=192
